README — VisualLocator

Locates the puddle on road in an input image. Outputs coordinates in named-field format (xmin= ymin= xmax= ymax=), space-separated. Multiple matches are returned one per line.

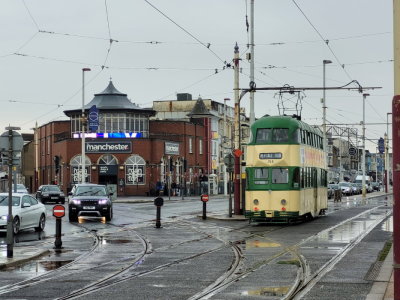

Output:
xmin=99 ymin=237 xmax=133 ymax=245
xmin=382 ymin=216 xmax=393 ymax=232
xmin=245 ymin=240 xmax=281 ymax=249
xmin=3 ymin=260 xmax=73 ymax=273
xmin=241 ymin=286 xmax=290 ymax=297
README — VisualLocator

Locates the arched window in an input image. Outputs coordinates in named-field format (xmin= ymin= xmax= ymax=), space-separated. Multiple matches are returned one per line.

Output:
xmin=125 ymin=155 xmax=146 ymax=185
xmin=98 ymin=154 xmax=118 ymax=165
xmin=70 ymin=155 xmax=91 ymax=183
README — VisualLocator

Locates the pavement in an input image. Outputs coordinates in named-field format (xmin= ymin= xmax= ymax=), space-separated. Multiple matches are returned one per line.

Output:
xmin=0 ymin=192 xmax=394 ymax=299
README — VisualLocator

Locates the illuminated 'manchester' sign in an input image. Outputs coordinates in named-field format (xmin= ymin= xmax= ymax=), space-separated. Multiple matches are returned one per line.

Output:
xmin=85 ymin=142 xmax=132 ymax=153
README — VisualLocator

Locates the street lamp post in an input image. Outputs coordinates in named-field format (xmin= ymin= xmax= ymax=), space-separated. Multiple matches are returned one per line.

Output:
xmin=223 ymin=98 xmax=230 ymax=196
xmin=386 ymin=112 xmax=392 ymax=193
xmin=322 ymin=60 xmax=332 ymax=170
xmin=81 ymin=68 xmax=91 ymax=184
xmin=362 ymin=93 xmax=369 ymax=198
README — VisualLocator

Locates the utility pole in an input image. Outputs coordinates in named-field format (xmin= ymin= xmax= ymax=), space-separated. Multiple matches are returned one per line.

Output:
xmin=233 ymin=43 xmax=241 ymax=215
xmin=249 ymin=0 xmax=255 ymax=125
xmin=392 ymin=1 xmax=400 ymax=297
xmin=81 ymin=68 xmax=91 ymax=184
xmin=362 ymin=93 xmax=369 ymax=198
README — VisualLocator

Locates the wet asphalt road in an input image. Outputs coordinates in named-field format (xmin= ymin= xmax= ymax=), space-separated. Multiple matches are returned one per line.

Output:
xmin=0 ymin=193 xmax=393 ymax=299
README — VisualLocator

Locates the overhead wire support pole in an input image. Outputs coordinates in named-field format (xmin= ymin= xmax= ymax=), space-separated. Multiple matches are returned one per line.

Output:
xmin=249 ymin=0 xmax=255 ymax=126
xmin=392 ymin=1 xmax=400 ymax=297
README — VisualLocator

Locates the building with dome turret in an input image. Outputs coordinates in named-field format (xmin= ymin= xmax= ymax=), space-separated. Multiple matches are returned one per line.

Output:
xmin=34 ymin=81 xmax=207 ymax=197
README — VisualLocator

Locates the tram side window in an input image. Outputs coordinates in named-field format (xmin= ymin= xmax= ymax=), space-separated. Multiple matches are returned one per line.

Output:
xmin=292 ymin=129 xmax=300 ymax=143
xmin=254 ymin=168 xmax=268 ymax=185
xmin=300 ymin=168 xmax=304 ymax=188
xmin=256 ymin=128 xmax=271 ymax=143
xmin=272 ymin=128 xmax=289 ymax=143
xmin=293 ymin=167 xmax=300 ymax=188
xmin=272 ymin=168 xmax=289 ymax=184
xmin=301 ymin=130 xmax=306 ymax=144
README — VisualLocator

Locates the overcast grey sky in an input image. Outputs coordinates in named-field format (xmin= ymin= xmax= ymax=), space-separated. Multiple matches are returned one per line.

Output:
xmin=0 ymin=0 xmax=393 ymax=151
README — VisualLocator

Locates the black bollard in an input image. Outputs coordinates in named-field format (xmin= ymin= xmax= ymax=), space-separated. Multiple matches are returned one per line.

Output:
xmin=201 ymin=194 xmax=209 ymax=220
xmin=54 ymin=218 xmax=62 ymax=250
xmin=154 ymin=197 xmax=164 ymax=228
xmin=202 ymin=201 xmax=207 ymax=220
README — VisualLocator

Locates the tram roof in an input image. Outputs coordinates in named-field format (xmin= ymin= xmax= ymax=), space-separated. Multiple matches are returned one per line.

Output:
xmin=252 ymin=115 xmax=322 ymax=135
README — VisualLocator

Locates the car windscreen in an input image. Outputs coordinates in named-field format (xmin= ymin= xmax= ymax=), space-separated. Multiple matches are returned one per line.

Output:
xmin=43 ymin=186 xmax=61 ymax=192
xmin=339 ymin=182 xmax=350 ymax=187
xmin=0 ymin=196 xmax=21 ymax=206
xmin=75 ymin=186 xmax=107 ymax=196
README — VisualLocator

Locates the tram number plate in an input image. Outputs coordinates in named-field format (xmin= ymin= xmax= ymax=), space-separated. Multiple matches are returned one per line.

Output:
xmin=259 ymin=153 xmax=282 ymax=159
xmin=83 ymin=206 xmax=96 ymax=210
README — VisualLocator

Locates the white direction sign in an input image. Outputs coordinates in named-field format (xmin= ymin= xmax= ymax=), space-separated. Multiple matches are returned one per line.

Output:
xmin=0 ymin=131 xmax=24 ymax=152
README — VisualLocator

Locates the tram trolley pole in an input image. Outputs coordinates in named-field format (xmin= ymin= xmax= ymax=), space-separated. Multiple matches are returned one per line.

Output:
xmin=53 ymin=205 xmax=65 ymax=251
xmin=201 ymin=194 xmax=209 ymax=220
xmin=154 ymin=197 xmax=164 ymax=228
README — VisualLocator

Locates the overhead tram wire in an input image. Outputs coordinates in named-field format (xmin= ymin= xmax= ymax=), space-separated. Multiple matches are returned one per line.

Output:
xmin=22 ymin=0 xmax=40 ymax=30
xmin=143 ymin=0 xmax=227 ymax=67
xmin=156 ymin=68 xmax=229 ymax=101
xmin=291 ymin=0 xmax=353 ymax=81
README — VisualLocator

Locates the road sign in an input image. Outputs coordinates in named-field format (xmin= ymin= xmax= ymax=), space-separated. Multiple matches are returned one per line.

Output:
xmin=348 ymin=147 xmax=357 ymax=156
xmin=88 ymin=105 xmax=99 ymax=132
xmin=0 ymin=131 xmax=24 ymax=152
xmin=53 ymin=205 xmax=65 ymax=218
xmin=378 ymin=137 xmax=385 ymax=153
xmin=233 ymin=149 xmax=243 ymax=158
xmin=201 ymin=194 xmax=209 ymax=202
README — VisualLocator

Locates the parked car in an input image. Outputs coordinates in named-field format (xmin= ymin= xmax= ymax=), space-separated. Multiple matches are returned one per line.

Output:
xmin=36 ymin=185 xmax=65 ymax=204
xmin=10 ymin=184 xmax=29 ymax=193
xmin=68 ymin=184 xmax=113 ymax=222
xmin=371 ymin=182 xmax=381 ymax=191
xmin=350 ymin=183 xmax=361 ymax=195
xmin=0 ymin=193 xmax=46 ymax=234
xmin=339 ymin=182 xmax=353 ymax=195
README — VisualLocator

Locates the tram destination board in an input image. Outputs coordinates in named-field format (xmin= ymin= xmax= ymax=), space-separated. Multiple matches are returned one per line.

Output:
xmin=259 ymin=152 xmax=282 ymax=159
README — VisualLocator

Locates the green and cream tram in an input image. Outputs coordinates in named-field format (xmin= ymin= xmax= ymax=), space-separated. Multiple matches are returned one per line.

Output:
xmin=245 ymin=115 xmax=328 ymax=223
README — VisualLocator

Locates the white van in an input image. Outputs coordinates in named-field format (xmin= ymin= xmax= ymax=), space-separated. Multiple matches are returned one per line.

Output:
xmin=354 ymin=175 xmax=372 ymax=192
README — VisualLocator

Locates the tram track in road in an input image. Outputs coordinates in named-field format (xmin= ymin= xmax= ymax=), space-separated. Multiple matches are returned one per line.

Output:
xmin=58 ymin=235 xmax=244 ymax=299
xmin=173 ymin=204 xmax=391 ymax=299
xmin=0 ymin=221 xmax=150 ymax=297
xmin=284 ymin=205 xmax=392 ymax=300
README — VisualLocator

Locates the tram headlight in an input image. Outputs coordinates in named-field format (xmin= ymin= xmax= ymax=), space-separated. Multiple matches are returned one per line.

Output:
xmin=281 ymin=199 xmax=287 ymax=206
xmin=253 ymin=199 xmax=259 ymax=205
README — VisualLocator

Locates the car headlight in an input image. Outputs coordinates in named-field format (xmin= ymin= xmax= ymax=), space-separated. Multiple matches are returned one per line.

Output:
xmin=0 ymin=216 xmax=7 ymax=220
xmin=60 ymin=193 xmax=65 ymax=197
xmin=98 ymin=199 xmax=108 ymax=205
xmin=42 ymin=193 xmax=49 ymax=197
xmin=71 ymin=199 xmax=81 ymax=205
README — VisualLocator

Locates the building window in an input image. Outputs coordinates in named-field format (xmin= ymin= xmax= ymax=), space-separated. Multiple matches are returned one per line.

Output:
xmin=199 ymin=139 xmax=203 ymax=155
xmin=189 ymin=137 xmax=193 ymax=154
xmin=125 ymin=155 xmax=145 ymax=185
xmin=72 ymin=112 xmax=149 ymax=138
xmin=70 ymin=155 xmax=91 ymax=183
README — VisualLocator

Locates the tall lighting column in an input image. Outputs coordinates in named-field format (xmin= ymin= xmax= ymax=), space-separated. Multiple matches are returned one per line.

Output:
xmin=362 ymin=93 xmax=369 ymax=198
xmin=322 ymin=60 xmax=332 ymax=169
xmin=81 ymin=68 xmax=91 ymax=184
xmin=386 ymin=112 xmax=392 ymax=193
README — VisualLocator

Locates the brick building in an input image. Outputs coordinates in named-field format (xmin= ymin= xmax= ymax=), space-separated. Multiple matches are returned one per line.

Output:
xmin=34 ymin=81 xmax=207 ymax=196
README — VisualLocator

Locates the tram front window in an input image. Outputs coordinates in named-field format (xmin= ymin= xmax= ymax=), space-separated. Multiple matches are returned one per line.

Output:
xmin=254 ymin=168 xmax=268 ymax=185
xmin=256 ymin=128 xmax=271 ymax=143
xmin=272 ymin=168 xmax=289 ymax=184
xmin=272 ymin=128 xmax=289 ymax=143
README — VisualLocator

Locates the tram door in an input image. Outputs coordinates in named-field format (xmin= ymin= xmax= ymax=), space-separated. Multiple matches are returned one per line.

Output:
xmin=312 ymin=168 xmax=318 ymax=214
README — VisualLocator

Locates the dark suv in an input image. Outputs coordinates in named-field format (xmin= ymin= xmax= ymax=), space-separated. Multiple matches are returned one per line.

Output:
xmin=36 ymin=185 xmax=65 ymax=204
xmin=68 ymin=184 xmax=113 ymax=222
